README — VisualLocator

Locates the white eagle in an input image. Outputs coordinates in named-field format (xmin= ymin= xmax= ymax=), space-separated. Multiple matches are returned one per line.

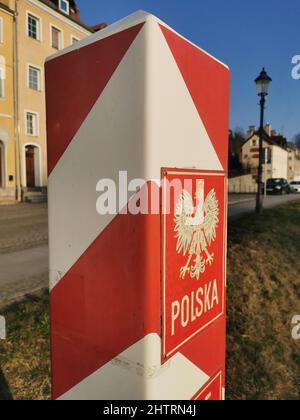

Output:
xmin=174 ymin=180 xmax=219 ymax=280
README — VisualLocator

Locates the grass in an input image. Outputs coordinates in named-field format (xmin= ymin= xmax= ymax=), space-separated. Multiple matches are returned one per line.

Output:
xmin=226 ymin=200 xmax=300 ymax=400
xmin=0 ymin=201 xmax=300 ymax=400
xmin=0 ymin=294 xmax=51 ymax=400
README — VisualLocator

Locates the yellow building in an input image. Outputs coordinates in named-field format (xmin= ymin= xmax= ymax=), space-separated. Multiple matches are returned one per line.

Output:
xmin=0 ymin=1 xmax=16 ymax=201
xmin=0 ymin=0 xmax=94 ymax=202
xmin=16 ymin=0 xmax=92 ymax=201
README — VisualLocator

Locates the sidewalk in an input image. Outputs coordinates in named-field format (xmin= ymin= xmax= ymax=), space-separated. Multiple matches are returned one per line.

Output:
xmin=0 ymin=203 xmax=48 ymax=305
xmin=0 ymin=245 xmax=49 ymax=304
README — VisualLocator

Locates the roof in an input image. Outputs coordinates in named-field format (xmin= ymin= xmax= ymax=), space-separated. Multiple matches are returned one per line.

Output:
xmin=244 ymin=130 xmax=288 ymax=150
xmin=0 ymin=2 xmax=15 ymax=15
xmin=39 ymin=0 xmax=93 ymax=33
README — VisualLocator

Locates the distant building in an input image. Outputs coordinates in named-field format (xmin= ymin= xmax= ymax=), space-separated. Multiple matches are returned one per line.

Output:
xmin=0 ymin=2 xmax=15 ymax=200
xmin=287 ymin=143 xmax=300 ymax=181
xmin=242 ymin=124 xmax=288 ymax=182
xmin=0 ymin=0 xmax=106 ymax=202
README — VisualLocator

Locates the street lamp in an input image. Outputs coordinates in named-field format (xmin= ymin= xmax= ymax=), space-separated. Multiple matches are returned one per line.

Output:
xmin=254 ymin=68 xmax=272 ymax=214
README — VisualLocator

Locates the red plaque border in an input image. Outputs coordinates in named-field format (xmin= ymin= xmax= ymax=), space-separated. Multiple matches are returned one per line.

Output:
xmin=161 ymin=169 xmax=227 ymax=361
xmin=193 ymin=370 xmax=223 ymax=400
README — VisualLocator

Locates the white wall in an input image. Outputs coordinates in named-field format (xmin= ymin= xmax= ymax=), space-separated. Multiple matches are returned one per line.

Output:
xmin=272 ymin=146 xmax=288 ymax=179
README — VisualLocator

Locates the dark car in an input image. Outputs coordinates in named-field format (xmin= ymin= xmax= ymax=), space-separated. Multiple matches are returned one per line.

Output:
xmin=266 ymin=178 xmax=291 ymax=195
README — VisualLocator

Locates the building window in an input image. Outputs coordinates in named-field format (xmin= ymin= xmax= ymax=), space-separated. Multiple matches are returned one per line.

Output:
xmin=28 ymin=66 xmax=41 ymax=91
xmin=26 ymin=112 xmax=38 ymax=136
xmin=252 ymin=139 xmax=257 ymax=147
xmin=27 ymin=14 xmax=40 ymax=40
xmin=263 ymin=148 xmax=272 ymax=164
xmin=0 ymin=68 xmax=4 ymax=98
xmin=71 ymin=36 xmax=79 ymax=44
xmin=59 ymin=0 xmax=70 ymax=15
xmin=0 ymin=18 xmax=3 ymax=43
xmin=51 ymin=26 xmax=62 ymax=50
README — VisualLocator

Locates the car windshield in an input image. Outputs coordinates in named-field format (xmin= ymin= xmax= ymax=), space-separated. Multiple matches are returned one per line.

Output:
xmin=267 ymin=179 xmax=282 ymax=185
xmin=291 ymin=181 xmax=300 ymax=185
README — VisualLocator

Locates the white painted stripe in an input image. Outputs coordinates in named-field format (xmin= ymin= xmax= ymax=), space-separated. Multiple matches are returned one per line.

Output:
xmin=58 ymin=333 xmax=209 ymax=400
xmin=47 ymin=10 xmax=229 ymax=70
xmin=49 ymin=20 xmax=223 ymax=290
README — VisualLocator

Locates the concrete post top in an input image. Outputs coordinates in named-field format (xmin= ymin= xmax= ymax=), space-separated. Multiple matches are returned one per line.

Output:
xmin=46 ymin=9 xmax=229 ymax=70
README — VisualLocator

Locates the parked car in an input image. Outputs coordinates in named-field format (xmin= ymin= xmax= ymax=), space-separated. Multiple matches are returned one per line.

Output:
xmin=266 ymin=178 xmax=291 ymax=195
xmin=290 ymin=180 xmax=300 ymax=193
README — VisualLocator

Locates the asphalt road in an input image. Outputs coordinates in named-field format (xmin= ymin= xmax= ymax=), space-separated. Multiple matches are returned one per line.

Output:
xmin=0 ymin=204 xmax=48 ymax=304
xmin=1 ymin=194 xmax=300 ymax=303
xmin=228 ymin=193 xmax=300 ymax=219
xmin=0 ymin=245 xmax=48 ymax=303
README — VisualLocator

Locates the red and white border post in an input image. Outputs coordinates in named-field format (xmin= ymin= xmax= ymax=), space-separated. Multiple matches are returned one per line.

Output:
xmin=45 ymin=10 xmax=230 ymax=400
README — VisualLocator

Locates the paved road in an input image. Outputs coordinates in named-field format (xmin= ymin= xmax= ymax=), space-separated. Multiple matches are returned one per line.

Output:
xmin=1 ymin=194 xmax=300 ymax=303
xmin=228 ymin=193 xmax=300 ymax=219
xmin=0 ymin=245 xmax=48 ymax=303
xmin=0 ymin=204 xmax=48 ymax=304
xmin=0 ymin=203 xmax=48 ymax=254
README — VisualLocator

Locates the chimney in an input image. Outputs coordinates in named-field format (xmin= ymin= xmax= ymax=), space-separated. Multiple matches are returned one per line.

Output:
xmin=265 ymin=123 xmax=272 ymax=136
xmin=271 ymin=129 xmax=277 ymax=137
xmin=91 ymin=23 xmax=108 ymax=32
xmin=247 ymin=125 xmax=256 ymax=137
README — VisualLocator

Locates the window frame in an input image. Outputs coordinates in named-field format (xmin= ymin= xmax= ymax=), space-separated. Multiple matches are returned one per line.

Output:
xmin=0 ymin=68 xmax=5 ymax=98
xmin=50 ymin=24 xmax=63 ymax=50
xmin=25 ymin=111 xmax=39 ymax=137
xmin=71 ymin=35 xmax=80 ymax=44
xmin=27 ymin=64 xmax=42 ymax=91
xmin=26 ymin=11 xmax=42 ymax=41
xmin=59 ymin=0 xmax=70 ymax=15
xmin=0 ymin=17 xmax=4 ymax=44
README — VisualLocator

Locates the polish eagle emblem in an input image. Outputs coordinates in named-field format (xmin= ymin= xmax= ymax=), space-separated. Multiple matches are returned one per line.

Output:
xmin=174 ymin=180 xmax=219 ymax=280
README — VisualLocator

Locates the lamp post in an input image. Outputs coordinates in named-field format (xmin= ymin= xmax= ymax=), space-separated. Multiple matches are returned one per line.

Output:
xmin=254 ymin=68 xmax=272 ymax=214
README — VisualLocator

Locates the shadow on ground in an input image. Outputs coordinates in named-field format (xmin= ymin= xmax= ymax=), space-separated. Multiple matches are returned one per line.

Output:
xmin=0 ymin=369 xmax=13 ymax=400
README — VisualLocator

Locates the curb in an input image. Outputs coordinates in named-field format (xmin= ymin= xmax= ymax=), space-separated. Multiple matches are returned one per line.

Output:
xmin=229 ymin=198 xmax=255 ymax=206
xmin=0 ymin=287 xmax=48 ymax=313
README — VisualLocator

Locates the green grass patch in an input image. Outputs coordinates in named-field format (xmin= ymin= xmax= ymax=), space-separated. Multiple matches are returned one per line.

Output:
xmin=0 ymin=294 xmax=50 ymax=400
xmin=226 ymin=201 xmax=300 ymax=400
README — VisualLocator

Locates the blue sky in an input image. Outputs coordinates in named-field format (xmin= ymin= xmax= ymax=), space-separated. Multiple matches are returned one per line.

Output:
xmin=77 ymin=0 xmax=300 ymax=140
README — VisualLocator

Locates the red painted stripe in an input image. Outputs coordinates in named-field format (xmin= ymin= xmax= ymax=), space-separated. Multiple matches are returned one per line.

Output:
xmin=159 ymin=25 xmax=230 ymax=172
xmin=181 ymin=316 xmax=226 ymax=388
xmin=50 ymin=183 xmax=161 ymax=399
xmin=46 ymin=23 xmax=144 ymax=175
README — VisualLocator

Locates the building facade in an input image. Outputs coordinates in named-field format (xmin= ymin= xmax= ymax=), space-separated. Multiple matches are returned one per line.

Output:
xmin=0 ymin=1 xmax=16 ymax=200
xmin=0 ymin=0 xmax=96 ymax=202
xmin=287 ymin=144 xmax=300 ymax=181
xmin=242 ymin=125 xmax=288 ymax=182
xmin=16 ymin=0 xmax=92 ymax=200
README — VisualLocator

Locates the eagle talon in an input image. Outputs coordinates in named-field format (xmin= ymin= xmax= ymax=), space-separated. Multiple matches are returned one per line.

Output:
xmin=206 ymin=252 xmax=214 ymax=266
